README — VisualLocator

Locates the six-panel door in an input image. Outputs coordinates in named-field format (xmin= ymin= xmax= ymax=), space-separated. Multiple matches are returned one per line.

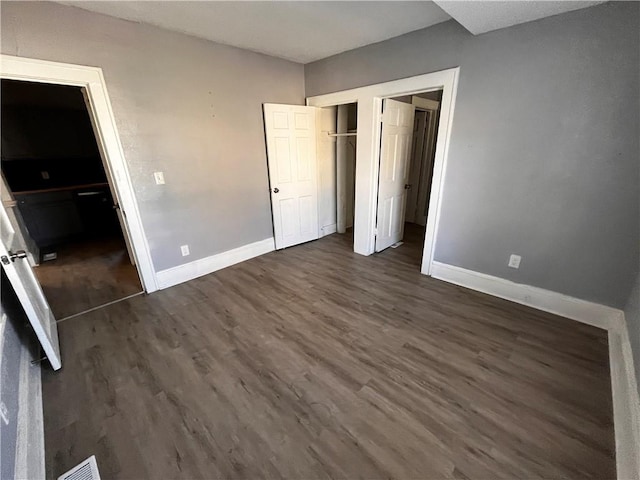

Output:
xmin=263 ymin=104 xmax=319 ymax=249
xmin=375 ymin=99 xmax=416 ymax=252
xmin=0 ymin=202 xmax=61 ymax=370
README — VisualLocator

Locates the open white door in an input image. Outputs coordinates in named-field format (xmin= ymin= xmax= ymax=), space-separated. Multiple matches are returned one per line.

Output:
xmin=264 ymin=104 xmax=319 ymax=249
xmin=375 ymin=99 xmax=415 ymax=252
xmin=0 ymin=202 xmax=61 ymax=370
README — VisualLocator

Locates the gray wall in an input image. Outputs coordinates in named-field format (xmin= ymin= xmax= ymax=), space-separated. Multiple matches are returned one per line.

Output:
xmin=0 ymin=273 xmax=45 ymax=480
xmin=1 ymin=1 xmax=305 ymax=271
xmin=306 ymin=2 xmax=640 ymax=309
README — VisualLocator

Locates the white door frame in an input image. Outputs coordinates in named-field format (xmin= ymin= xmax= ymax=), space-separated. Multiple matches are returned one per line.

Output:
xmin=412 ymin=96 xmax=440 ymax=111
xmin=307 ymin=67 xmax=459 ymax=275
xmin=1 ymin=55 xmax=158 ymax=292
xmin=413 ymin=98 xmax=440 ymax=228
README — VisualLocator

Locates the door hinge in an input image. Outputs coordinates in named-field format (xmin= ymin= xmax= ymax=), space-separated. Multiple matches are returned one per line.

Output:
xmin=31 ymin=355 xmax=48 ymax=366
xmin=374 ymin=227 xmax=378 ymax=235
xmin=113 ymin=204 xmax=127 ymax=217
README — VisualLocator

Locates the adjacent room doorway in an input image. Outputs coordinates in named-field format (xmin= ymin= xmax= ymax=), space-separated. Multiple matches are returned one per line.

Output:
xmin=1 ymin=79 xmax=143 ymax=320
xmin=1 ymin=54 xmax=158 ymax=371
xmin=375 ymin=90 xmax=443 ymax=268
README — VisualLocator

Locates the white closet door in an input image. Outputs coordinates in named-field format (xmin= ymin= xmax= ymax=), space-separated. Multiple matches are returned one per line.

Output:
xmin=375 ymin=99 xmax=415 ymax=252
xmin=263 ymin=104 xmax=319 ymax=249
xmin=0 ymin=202 xmax=61 ymax=370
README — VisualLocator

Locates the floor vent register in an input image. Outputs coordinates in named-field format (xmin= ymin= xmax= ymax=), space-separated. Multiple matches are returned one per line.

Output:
xmin=57 ymin=455 xmax=101 ymax=480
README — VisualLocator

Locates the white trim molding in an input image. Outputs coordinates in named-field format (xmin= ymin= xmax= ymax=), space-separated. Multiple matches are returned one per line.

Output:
xmin=412 ymin=96 xmax=440 ymax=111
xmin=431 ymin=261 xmax=639 ymax=479
xmin=320 ymin=223 xmax=337 ymax=237
xmin=0 ymin=55 xmax=158 ymax=292
xmin=307 ymin=67 xmax=459 ymax=278
xmin=156 ymin=238 xmax=275 ymax=290
xmin=610 ymin=320 xmax=640 ymax=480
xmin=431 ymin=261 xmax=622 ymax=329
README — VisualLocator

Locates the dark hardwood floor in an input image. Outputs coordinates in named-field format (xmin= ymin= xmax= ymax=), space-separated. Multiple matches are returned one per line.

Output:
xmin=42 ymin=226 xmax=615 ymax=479
xmin=387 ymin=221 xmax=427 ymax=268
xmin=34 ymin=235 xmax=143 ymax=319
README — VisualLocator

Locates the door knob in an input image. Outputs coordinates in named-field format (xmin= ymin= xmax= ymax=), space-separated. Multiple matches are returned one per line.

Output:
xmin=404 ymin=184 xmax=412 ymax=190
xmin=1 ymin=250 xmax=27 ymax=265
xmin=273 ymin=188 xmax=280 ymax=193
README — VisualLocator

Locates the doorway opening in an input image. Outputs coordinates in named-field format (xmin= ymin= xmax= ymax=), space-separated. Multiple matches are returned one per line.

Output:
xmin=374 ymin=90 xmax=443 ymax=268
xmin=263 ymin=102 xmax=359 ymax=252
xmin=264 ymin=69 xmax=457 ymax=268
xmin=307 ymin=68 xmax=459 ymax=274
xmin=1 ymin=79 xmax=143 ymax=320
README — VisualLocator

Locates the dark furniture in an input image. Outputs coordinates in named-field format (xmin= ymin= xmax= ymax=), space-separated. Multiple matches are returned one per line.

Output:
xmin=14 ymin=183 xmax=120 ymax=252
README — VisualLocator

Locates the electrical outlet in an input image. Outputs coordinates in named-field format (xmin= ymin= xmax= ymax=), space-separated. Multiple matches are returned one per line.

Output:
xmin=41 ymin=171 xmax=50 ymax=180
xmin=508 ymin=254 xmax=521 ymax=269
xmin=154 ymin=171 xmax=165 ymax=185
xmin=181 ymin=245 xmax=190 ymax=256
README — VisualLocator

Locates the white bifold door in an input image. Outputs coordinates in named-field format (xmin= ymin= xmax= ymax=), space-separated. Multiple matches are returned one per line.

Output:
xmin=263 ymin=104 xmax=319 ymax=249
xmin=0 ymin=201 xmax=61 ymax=370
xmin=375 ymin=99 xmax=416 ymax=252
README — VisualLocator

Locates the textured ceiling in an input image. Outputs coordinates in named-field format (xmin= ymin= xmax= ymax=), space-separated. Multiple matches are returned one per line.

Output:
xmin=433 ymin=0 xmax=606 ymax=35
xmin=56 ymin=1 xmax=452 ymax=64
xmin=55 ymin=1 xmax=607 ymax=63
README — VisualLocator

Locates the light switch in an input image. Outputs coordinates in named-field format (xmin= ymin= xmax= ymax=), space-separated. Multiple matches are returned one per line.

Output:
xmin=154 ymin=172 xmax=165 ymax=185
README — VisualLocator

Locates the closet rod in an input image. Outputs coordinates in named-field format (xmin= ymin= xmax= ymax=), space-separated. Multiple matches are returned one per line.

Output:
xmin=327 ymin=132 xmax=357 ymax=137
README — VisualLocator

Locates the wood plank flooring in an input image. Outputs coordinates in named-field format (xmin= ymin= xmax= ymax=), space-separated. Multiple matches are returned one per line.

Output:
xmin=34 ymin=236 xmax=143 ymax=319
xmin=42 ymin=227 xmax=615 ymax=479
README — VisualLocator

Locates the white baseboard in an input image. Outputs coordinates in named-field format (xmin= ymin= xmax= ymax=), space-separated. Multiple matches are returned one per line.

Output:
xmin=320 ymin=223 xmax=337 ymax=237
xmin=610 ymin=321 xmax=640 ymax=479
xmin=156 ymin=237 xmax=275 ymax=290
xmin=430 ymin=261 xmax=637 ymax=479
xmin=430 ymin=261 xmax=622 ymax=331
